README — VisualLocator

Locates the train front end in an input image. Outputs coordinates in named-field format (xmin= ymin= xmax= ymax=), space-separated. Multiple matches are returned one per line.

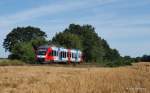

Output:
xmin=35 ymin=45 xmax=54 ymax=63
xmin=36 ymin=48 xmax=47 ymax=63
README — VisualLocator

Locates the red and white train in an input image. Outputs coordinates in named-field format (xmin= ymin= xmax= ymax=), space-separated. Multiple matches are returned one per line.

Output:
xmin=36 ymin=45 xmax=83 ymax=64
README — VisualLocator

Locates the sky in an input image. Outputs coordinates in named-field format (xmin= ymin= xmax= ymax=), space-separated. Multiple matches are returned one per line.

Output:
xmin=0 ymin=0 xmax=150 ymax=58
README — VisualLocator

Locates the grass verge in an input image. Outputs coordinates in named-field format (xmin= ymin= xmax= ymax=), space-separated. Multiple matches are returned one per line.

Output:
xmin=0 ymin=59 xmax=25 ymax=66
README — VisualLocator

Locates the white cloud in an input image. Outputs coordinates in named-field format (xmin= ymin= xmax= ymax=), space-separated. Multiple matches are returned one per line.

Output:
xmin=0 ymin=0 xmax=150 ymax=57
xmin=0 ymin=0 xmax=118 ymax=58
xmin=0 ymin=0 xmax=116 ymax=28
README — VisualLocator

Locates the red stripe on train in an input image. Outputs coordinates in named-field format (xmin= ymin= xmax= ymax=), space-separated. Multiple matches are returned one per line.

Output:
xmin=45 ymin=48 xmax=54 ymax=62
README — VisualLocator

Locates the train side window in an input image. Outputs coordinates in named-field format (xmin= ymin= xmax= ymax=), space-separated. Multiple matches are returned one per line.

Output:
xmin=63 ymin=52 xmax=65 ymax=58
xmin=64 ymin=52 xmax=66 ymax=58
xmin=52 ymin=50 xmax=56 ymax=56
xmin=54 ymin=51 xmax=56 ymax=56
xmin=62 ymin=52 xmax=63 ymax=58
xmin=62 ymin=52 xmax=64 ymax=58
xmin=60 ymin=52 xmax=63 ymax=58
xmin=75 ymin=54 xmax=77 ymax=58
xmin=72 ymin=53 xmax=73 ymax=58
xmin=74 ymin=53 xmax=75 ymax=58
xmin=72 ymin=53 xmax=74 ymax=58
xmin=55 ymin=50 xmax=57 ymax=56
xmin=52 ymin=51 xmax=54 ymax=56
xmin=72 ymin=53 xmax=75 ymax=58
xmin=53 ymin=51 xmax=55 ymax=56
xmin=57 ymin=51 xmax=59 ymax=56
xmin=52 ymin=50 xmax=54 ymax=56
xmin=73 ymin=53 xmax=75 ymax=58
xmin=56 ymin=51 xmax=58 ymax=56
xmin=74 ymin=53 xmax=76 ymax=58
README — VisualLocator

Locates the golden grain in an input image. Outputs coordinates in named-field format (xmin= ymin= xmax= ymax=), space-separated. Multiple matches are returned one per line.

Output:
xmin=0 ymin=62 xmax=149 ymax=93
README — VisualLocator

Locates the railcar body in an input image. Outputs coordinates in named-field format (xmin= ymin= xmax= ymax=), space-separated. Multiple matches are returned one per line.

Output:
xmin=36 ymin=45 xmax=82 ymax=63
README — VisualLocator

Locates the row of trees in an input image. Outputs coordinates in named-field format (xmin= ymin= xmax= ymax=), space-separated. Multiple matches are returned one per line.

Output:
xmin=51 ymin=24 xmax=132 ymax=66
xmin=3 ymin=24 xmax=139 ymax=66
xmin=134 ymin=55 xmax=150 ymax=62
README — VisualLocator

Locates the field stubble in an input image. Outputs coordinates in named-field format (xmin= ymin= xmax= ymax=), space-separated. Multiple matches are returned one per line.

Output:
xmin=0 ymin=62 xmax=149 ymax=93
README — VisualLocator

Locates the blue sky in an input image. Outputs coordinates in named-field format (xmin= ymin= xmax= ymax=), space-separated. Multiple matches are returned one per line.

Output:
xmin=0 ymin=0 xmax=150 ymax=58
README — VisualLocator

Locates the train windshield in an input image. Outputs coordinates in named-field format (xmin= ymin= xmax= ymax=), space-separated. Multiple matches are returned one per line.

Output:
xmin=37 ymin=51 xmax=46 ymax=55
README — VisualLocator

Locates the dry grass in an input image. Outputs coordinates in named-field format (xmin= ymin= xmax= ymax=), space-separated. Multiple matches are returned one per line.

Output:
xmin=0 ymin=59 xmax=25 ymax=66
xmin=0 ymin=62 xmax=149 ymax=93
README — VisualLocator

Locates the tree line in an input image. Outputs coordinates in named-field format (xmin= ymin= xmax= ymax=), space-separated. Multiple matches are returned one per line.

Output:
xmin=3 ymin=24 xmax=148 ymax=66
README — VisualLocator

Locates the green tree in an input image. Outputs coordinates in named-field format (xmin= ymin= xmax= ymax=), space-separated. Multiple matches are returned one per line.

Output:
xmin=11 ymin=42 xmax=35 ymax=63
xmin=3 ymin=26 xmax=47 ymax=61
xmin=52 ymin=32 xmax=82 ymax=50
xmin=3 ymin=26 xmax=47 ymax=52
xmin=104 ymin=49 xmax=120 ymax=61
xmin=52 ymin=24 xmax=119 ymax=62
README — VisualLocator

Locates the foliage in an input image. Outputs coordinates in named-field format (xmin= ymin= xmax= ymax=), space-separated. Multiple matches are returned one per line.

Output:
xmin=105 ymin=57 xmax=132 ymax=67
xmin=52 ymin=24 xmax=120 ymax=62
xmin=3 ymin=24 xmax=136 ymax=66
xmin=52 ymin=32 xmax=83 ymax=50
xmin=3 ymin=26 xmax=47 ymax=52
xmin=3 ymin=26 xmax=47 ymax=62
xmin=52 ymin=24 xmax=135 ymax=67
xmin=12 ymin=42 xmax=35 ymax=63
xmin=135 ymin=55 xmax=150 ymax=62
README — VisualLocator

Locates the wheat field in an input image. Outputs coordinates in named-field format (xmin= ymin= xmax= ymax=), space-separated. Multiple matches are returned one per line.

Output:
xmin=0 ymin=62 xmax=149 ymax=93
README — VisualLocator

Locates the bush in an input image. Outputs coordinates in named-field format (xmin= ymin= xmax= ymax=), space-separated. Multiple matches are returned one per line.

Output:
xmin=103 ymin=58 xmax=132 ymax=67
xmin=8 ymin=41 xmax=37 ymax=63
xmin=8 ymin=54 xmax=21 ymax=60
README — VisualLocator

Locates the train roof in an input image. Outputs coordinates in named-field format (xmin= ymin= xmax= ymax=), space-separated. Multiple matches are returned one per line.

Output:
xmin=38 ymin=45 xmax=56 ymax=49
xmin=38 ymin=44 xmax=82 ymax=52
